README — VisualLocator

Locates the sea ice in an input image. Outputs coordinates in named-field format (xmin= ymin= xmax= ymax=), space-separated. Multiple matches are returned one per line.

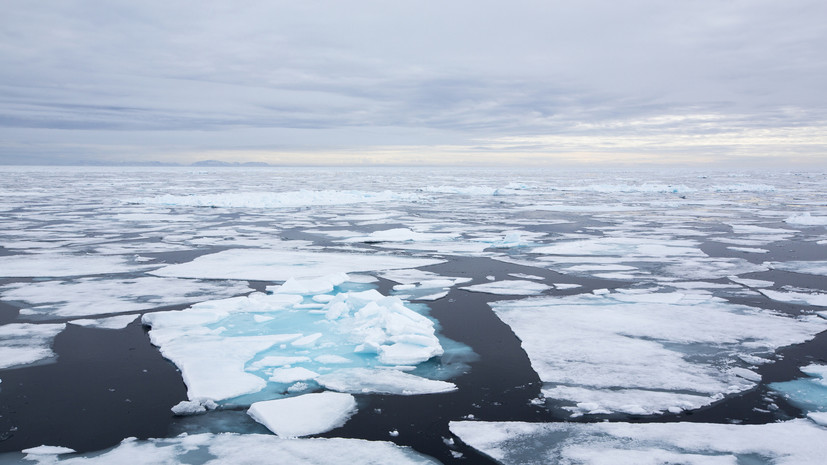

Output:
xmin=132 ymin=190 xmax=424 ymax=209
xmin=69 ymin=315 xmax=140 ymax=330
xmin=247 ymin=392 xmax=357 ymax=437
xmin=316 ymin=368 xmax=457 ymax=395
xmin=460 ymin=280 xmax=552 ymax=296
xmin=729 ymin=276 xmax=774 ymax=288
xmin=450 ymin=419 xmax=827 ymax=465
xmin=142 ymin=276 xmax=457 ymax=404
xmin=785 ymin=212 xmax=827 ymax=226
xmin=150 ymin=249 xmax=443 ymax=281
xmin=1 ymin=277 xmax=250 ymax=318
xmin=489 ymin=290 xmax=827 ymax=415
xmin=769 ymin=364 xmax=827 ymax=414
xmin=769 ymin=260 xmax=827 ymax=277
xmin=0 ymin=254 xmax=150 ymax=278
xmin=0 ymin=323 xmax=66 ymax=369
xmin=7 ymin=433 xmax=440 ymax=464
xmin=760 ymin=289 xmax=827 ymax=307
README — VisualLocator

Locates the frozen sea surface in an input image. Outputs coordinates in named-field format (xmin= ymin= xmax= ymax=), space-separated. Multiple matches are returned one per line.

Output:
xmin=1 ymin=166 xmax=826 ymax=464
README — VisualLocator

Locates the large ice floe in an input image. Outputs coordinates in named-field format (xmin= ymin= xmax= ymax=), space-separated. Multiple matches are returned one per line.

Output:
xmin=489 ymin=289 xmax=827 ymax=416
xmin=450 ymin=419 xmax=827 ymax=465
xmin=0 ymin=277 xmax=250 ymax=318
xmin=0 ymin=323 xmax=66 ymax=369
xmin=150 ymin=249 xmax=443 ymax=281
xmin=132 ymin=190 xmax=424 ymax=208
xmin=142 ymin=273 xmax=460 ymax=406
xmin=6 ymin=433 xmax=439 ymax=464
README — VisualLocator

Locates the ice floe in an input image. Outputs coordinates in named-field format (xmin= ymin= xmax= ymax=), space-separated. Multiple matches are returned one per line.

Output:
xmin=489 ymin=290 xmax=827 ymax=415
xmin=769 ymin=260 xmax=827 ymax=277
xmin=450 ymin=419 xmax=827 ymax=465
xmin=150 ymin=249 xmax=443 ymax=281
xmin=0 ymin=254 xmax=151 ymax=278
xmin=769 ymin=364 xmax=827 ymax=415
xmin=760 ymin=289 xmax=827 ymax=307
xmin=1 ymin=277 xmax=250 ymax=318
xmin=460 ymin=280 xmax=552 ymax=296
xmin=786 ymin=212 xmax=827 ymax=226
xmin=316 ymin=367 xmax=457 ymax=395
xmin=247 ymin=392 xmax=357 ymax=437
xmin=0 ymin=323 xmax=66 ymax=369
xmin=69 ymin=315 xmax=140 ymax=330
xmin=132 ymin=190 xmax=424 ymax=209
xmin=8 ymin=433 xmax=439 ymax=464
xmin=142 ymin=274 xmax=460 ymax=404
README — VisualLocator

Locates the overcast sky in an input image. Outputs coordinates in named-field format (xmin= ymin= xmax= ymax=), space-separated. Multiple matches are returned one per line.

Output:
xmin=1 ymin=0 xmax=826 ymax=166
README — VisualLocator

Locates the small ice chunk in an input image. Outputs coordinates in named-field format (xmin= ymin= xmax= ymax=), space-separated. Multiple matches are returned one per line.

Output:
xmin=248 ymin=356 xmax=312 ymax=370
xmin=785 ymin=212 xmax=827 ymax=226
xmin=271 ymin=273 xmax=349 ymax=295
xmin=0 ymin=323 xmax=66 ymax=369
xmin=247 ymin=392 xmax=357 ymax=438
xmin=171 ymin=398 xmax=218 ymax=416
xmin=70 ymin=314 xmax=139 ymax=330
xmin=728 ymin=276 xmax=774 ymax=288
xmin=553 ymin=283 xmax=582 ymax=290
xmin=509 ymin=273 xmax=544 ymax=280
xmin=317 ymin=368 xmax=457 ymax=395
xmin=253 ymin=315 xmax=274 ymax=323
xmin=727 ymin=246 xmax=769 ymax=254
xmin=21 ymin=445 xmax=76 ymax=455
xmin=315 ymin=354 xmax=352 ymax=364
xmin=291 ymin=332 xmax=323 ymax=347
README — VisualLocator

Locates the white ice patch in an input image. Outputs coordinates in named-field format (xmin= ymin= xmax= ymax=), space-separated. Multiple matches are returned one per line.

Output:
xmin=760 ymin=289 xmax=827 ymax=307
xmin=9 ymin=432 xmax=440 ymax=464
xmin=0 ymin=323 xmax=66 ymax=369
xmin=785 ymin=212 xmax=827 ymax=226
xmin=248 ymin=392 xmax=357 ymax=438
xmin=0 ymin=254 xmax=151 ymax=278
xmin=316 ymin=368 xmax=457 ymax=395
xmin=142 ymin=276 xmax=454 ymax=404
xmin=532 ymin=236 xmax=704 ymax=258
xmin=729 ymin=276 xmax=774 ymax=288
xmin=489 ymin=291 xmax=827 ymax=415
xmin=728 ymin=246 xmax=769 ymax=254
xmin=769 ymin=260 xmax=827 ymax=277
xmin=460 ymin=280 xmax=552 ymax=296
xmin=339 ymin=228 xmax=459 ymax=243
xmin=150 ymin=249 xmax=443 ymax=281
xmin=1 ymin=277 xmax=250 ymax=318
xmin=131 ymin=190 xmax=424 ymax=209
xmin=450 ymin=419 xmax=827 ymax=465
xmin=769 ymin=364 xmax=827 ymax=415
xmin=21 ymin=445 xmax=76 ymax=455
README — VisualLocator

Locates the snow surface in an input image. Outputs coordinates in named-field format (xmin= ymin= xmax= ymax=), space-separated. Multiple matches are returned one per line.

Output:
xmin=150 ymin=249 xmax=443 ymax=281
xmin=0 ymin=323 xmax=66 ymax=369
xmin=1 ymin=277 xmax=250 ymax=318
xmin=248 ymin=392 xmax=357 ymax=437
xmin=133 ymin=190 xmax=424 ymax=208
xmin=8 ymin=433 xmax=439 ymax=464
xmin=450 ymin=419 xmax=827 ymax=465
xmin=0 ymin=254 xmax=150 ymax=278
xmin=489 ymin=290 xmax=827 ymax=415
xmin=460 ymin=280 xmax=552 ymax=296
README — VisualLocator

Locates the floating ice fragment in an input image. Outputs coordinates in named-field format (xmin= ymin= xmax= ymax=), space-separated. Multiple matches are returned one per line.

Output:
xmin=150 ymin=249 xmax=444 ymax=281
xmin=0 ymin=254 xmax=151 ymax=278
xmin=21 ymin=445 xmax=76 ymax=455
xmin=460 ymin=280 xmax=551 ymax=296
xmin=271 ymin=273 xmax=350 ymax=295
xmin=317 ymin=368 xmax=457 ymax=395
xmin=269 ymin=367 xmax=320 ymax=383
xmin=489 ymin=291 xmax=827 ymax=415
xmin=0 ymin=323 xmax=66 ymax=369
xmin=170 ymin=398 xmax=218 ymax=416
xmin=729 ymin=276 xmax=774 ymax=288
xmin=69 ymin=315 xmax=139 ymax=330
xmin=760 ymin=289 xmax=827 ymax=307
xmin=769 ymin=260 xmax=827 ymax=277
xmin=728 ymin=246 xmax=769 ymax=254
xmin=247 ymin=392 xmax=357 ymax=438
xmin=450 ymin=419 xmax=827 ymax=465
xmin=785 ymin=212 xmax=827 ymax=226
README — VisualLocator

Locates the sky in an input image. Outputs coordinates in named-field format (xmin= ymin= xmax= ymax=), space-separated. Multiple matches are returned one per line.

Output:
xmin=1 ymin=0 xmax=826 ymax=167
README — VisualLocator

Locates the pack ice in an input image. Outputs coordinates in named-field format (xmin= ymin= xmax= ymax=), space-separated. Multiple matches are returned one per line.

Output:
xmin=489 ymin=289 xmax=827 ymax=415
xmin=141 ymin=273 xmax=457 ymax=405
xmin=450 ymin=419 xmax=827 ymax=465
xmin=5 ymin=433 xmax=439 ymax=465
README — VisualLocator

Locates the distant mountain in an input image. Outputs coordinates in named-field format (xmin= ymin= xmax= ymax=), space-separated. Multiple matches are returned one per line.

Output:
xmin=190 ymin=160 xmax=271 ymax=167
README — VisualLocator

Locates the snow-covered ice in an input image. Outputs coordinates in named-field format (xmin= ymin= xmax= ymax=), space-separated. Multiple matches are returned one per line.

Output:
xmin=460 ymin=280 xmax=552 ymax=296
xmin=0 ymin=323 xmax=66 ymax=369
xmin=132 ymin=190 xmax=424 ymax=209
xmin=0 ymin=254 xmax=150 ymax=278
xmin=489 ymin=290 xmax=827 ymax=415
xmin=1 ymin=277 xmax=250 ymax=318
xmin=247 ymin=392 xmax=357 ymax=437
xmin=9 ymin=433 xmax=439 ymax=464
xmin=760 ymin=289 xmax=827 ymax=307
xmin=450 ymin=419 xmax=827 ymax=465
xmin=150 ymin=249 xmax=443 ymax=281
xmin=316 ymin=368 xmax=457 ymax=395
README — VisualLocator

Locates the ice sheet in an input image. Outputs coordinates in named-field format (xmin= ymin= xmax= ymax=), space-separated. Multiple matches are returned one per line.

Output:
xmin=248 ymin=392 xmax=357 ymax=437
xmin=150 ymin=249 xmax=444 ymax=281
xmin=1 ymin=277 xmax=250 ymax=318
xmin=450 ymin=419 xmax=827 ymax=465
xmin=8 ymin=433 xmax=440 ymax=464
xmin=489 ymin=291 xmax=827 ymax=415
xmin=0 ymin=323 xmax=66 ymax=369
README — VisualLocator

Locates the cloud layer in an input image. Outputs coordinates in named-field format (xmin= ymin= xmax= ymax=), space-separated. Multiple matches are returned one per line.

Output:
xmin=1 ymin=0 xmax=826 ymax=166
